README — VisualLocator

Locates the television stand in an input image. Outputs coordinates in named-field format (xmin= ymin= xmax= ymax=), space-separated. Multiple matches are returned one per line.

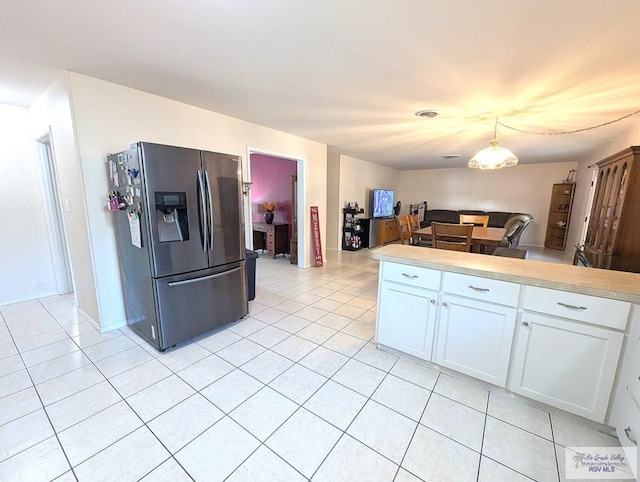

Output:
xmin=372 ymin=217 xmax=400 ymax=247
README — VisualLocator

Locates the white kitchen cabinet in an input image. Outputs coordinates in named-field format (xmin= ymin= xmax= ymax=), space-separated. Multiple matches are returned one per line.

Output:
xmin=372 ymin=248 xmax=640 ymax=424
xmin=434 ymin=294 xmax=517 ymax=387
xmin=609 ymin=304 xmax=640 ymax=478
xmin=377 ymin=280 xmax=439 ymax=359
xmin=510 ymin=311 xmax=624 ymax=423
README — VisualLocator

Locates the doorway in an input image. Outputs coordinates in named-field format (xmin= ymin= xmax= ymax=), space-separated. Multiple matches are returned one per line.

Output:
xmin=36 ymin=131 xmax=74 ymax=294
xmin=246 ymin=148 xmax=305 ymax=268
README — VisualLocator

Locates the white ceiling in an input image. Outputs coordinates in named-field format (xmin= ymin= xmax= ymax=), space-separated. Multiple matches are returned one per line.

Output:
xmin=2 ymin=0 xmax=640 ymax=169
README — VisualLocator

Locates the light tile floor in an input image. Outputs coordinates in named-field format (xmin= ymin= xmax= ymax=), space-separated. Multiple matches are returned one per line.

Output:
xmin=0 ymin=248 xmax=625 ymax=481
xmin=520 ymin=245 xmax=575 ymax=264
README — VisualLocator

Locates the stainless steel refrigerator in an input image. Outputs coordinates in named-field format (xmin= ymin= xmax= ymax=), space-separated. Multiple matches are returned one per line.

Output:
xmin=108 ymin=142 xmax=248 ymax=351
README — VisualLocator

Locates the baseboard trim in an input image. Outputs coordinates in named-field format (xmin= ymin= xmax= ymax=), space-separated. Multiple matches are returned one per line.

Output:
xmin=98 ymin=319 xmax=127 ymax=333
xmin=78 ymin=308 xmax=126 ymax=333
xmin=0 ymin=291 xmax=59 ymax=308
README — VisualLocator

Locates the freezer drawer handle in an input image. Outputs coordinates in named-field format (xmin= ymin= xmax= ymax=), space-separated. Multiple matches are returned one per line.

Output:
xmin=205 ymin=170 xmax=214 ymax=251
xmin=468 ymin=285 xmax=490 ymax=292
xmin=557 ymin=302 xmax=587 ymax=311
xmin=167 ymin=266 xmax=242 ymax=287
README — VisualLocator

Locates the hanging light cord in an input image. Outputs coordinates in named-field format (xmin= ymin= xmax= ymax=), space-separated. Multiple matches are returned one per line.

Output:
xmin=497 ymin=108 xmax=640 ymax=135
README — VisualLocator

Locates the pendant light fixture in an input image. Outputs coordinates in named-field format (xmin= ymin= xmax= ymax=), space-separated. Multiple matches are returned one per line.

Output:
xmin=468 ymin=117 xmax=518 ymax=170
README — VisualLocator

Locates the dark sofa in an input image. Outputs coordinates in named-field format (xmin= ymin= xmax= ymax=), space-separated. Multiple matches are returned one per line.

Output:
xmin=420 ymin=209 xmax=533 ymax=249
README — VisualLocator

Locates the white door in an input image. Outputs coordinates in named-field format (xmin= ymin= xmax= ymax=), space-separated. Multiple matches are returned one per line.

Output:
xmin=435 ymin=294 xmax=517 ymax=387
xmin=377 ymin=281 xmax=438 ymax=360
xmin=510 ymin=311 xmax=624 ymax=423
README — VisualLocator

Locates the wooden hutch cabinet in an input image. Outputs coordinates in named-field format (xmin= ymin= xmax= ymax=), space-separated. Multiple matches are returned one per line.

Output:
xmin=580 ymin=146 xmax=640 ymax=272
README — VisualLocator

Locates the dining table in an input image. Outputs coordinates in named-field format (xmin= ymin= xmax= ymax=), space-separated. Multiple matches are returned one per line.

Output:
xmin=411 ymin=225 xmax=507 ymax=252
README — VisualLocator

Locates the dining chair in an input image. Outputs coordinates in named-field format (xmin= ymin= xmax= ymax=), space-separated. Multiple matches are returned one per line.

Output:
xmin=408 ymin=214 xmax=421 ymax=245
xmin=459 ymin=214 xmax=489 ymax=228
xmin=431 ymin=222 xmax=473 ymax=252
xmin=408 ymin=214 xmax=420 ymax=232
xmin=398 ymin=215 xmax=412 ymax=244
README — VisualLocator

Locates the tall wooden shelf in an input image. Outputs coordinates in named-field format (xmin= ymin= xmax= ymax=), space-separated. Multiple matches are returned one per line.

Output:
xmin=544 ymin=183 xmax=575 ymax=250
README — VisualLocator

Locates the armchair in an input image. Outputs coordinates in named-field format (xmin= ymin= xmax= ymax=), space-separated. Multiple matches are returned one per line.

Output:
xmin=484 ymin=214 xmax=533 ymax=253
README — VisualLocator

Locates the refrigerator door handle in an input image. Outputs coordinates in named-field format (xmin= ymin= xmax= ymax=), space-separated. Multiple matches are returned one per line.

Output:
xmin=205 ymin=170 xmax=214 ymax=251
xmin=167 ymin=266 xmax=242 ymax=287
xmin=197 ymin=170 xmax=207 ymax=252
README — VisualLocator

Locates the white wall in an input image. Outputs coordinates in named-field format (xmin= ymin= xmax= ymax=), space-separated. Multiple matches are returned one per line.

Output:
xmin=29 ymin=74 xmax=99 ymax=321
xmin=64 ymin=72 xmax=327 ymax=330
xmin=326 ymin=150 xmax=340 ymax=249
xmin=397 ymin=161 xmax=578 ymax=246
xmin=337 ymin=155 xmax=400 ymax=248
xmin=567 ymin=120 xmax=640 ymax=252
xmin=0 ymin=104 xmax=57 ymax=305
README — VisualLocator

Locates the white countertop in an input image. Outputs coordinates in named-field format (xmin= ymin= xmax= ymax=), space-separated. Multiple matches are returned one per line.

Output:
xmin=371 ymin=245 xmax=640 ymax=304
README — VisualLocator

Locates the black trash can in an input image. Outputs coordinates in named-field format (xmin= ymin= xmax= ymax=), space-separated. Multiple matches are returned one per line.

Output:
xmin=245 ymin=249 xmax=258 ymax=301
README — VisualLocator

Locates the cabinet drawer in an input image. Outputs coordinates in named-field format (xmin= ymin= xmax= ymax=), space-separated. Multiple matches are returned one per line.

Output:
xmin=381 ymin=262 xmax=440 ymax=290
xmin=523 ymin=286 xmax=630 ymax=330
xmin=442 ymin=272 xmax=520 ymax=307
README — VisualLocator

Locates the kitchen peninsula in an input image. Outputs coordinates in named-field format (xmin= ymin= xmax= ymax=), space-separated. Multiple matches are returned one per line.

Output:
xmin=371 ymin=245 xmax=640 ymax=453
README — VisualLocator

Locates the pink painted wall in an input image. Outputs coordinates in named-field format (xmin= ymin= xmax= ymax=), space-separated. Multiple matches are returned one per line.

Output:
xmin=250 ymin=153 xmax=297 ymax=236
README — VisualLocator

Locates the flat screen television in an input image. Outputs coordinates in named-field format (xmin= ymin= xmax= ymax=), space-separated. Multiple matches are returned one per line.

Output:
xmin=371 ymin=189 xmax=394 ymax=218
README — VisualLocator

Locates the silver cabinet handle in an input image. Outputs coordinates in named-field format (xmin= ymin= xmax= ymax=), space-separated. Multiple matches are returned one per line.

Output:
xmin=430 ymin=299 xmax=436 ymax=304
xmin=522 ymin=321 xmax=529 ymax=327
xmin=402 ymin=273 xmax=419 ymax=279
xmin=468 ymin=285 xmax=490 ymax=292
xmin=624 ymin=426 xmax=637 ymax=446
xmin=557 ymin=302 xmax=587 ymax=311
xmin=443 ymin=302 xmax=448 ymax=307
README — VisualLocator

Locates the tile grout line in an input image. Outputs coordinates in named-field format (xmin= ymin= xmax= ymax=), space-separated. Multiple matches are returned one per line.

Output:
xmin=393 ymin=370 xmax=439 ymax=481
xmin=195 ymin=309 xmax=400 ymax=479
xmin=14 ymin=296 xmax=193 ymax=478
xmin=3 ymin=256 xmax=580 ymax=480
xmin=306 ymin=356 xmax=402 ymax=480
xmin=549 ymin=412 xmax=562 ymax=482
xmin=0 ymin=298 xmax=79 ymax=481
xmin=62 ymin=318 xmax=198 ymax=481
xmin=6 ymin=293 xmax=429 ymax=479
xmin=475 ymin=385 xmax=491 ymax=482
xmin=475 ymin=390 xmax=553 ymax=481
xmin=56 ymin=299 xmax=366 ymax=480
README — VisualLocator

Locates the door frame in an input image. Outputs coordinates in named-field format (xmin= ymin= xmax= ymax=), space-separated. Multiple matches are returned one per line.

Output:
xmin=35 ymin=129 xmax=74 ymax=294
xmin=245 ymin=147 xmax=305 ymax=268
xmin=580 ymin=167 xmax=599 ymax=245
